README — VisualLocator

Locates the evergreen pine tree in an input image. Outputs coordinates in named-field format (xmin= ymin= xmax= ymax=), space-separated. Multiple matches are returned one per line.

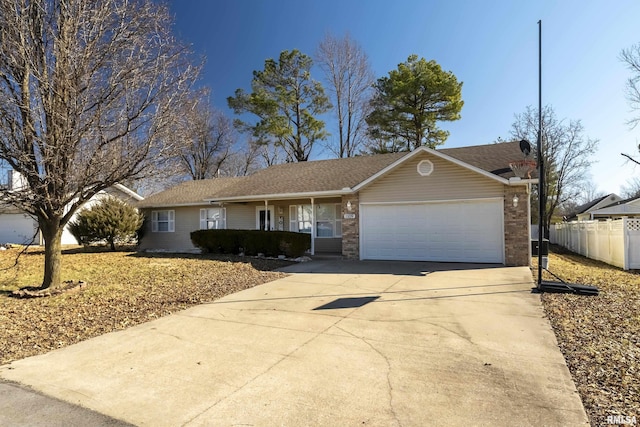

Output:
xmin=69 ymin=197 xmax=143 ymax=250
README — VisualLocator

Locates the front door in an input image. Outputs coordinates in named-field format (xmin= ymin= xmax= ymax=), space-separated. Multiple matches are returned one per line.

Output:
xmin=256 ymin=206 xmax=275 ymax=231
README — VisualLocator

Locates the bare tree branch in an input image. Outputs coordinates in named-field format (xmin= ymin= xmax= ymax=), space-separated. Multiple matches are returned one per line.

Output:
xmin=220 ymin=138 xmax=263 ymax=177
xmin=510 ymin=105 xmax=598 ymax=231
xmin=621 ymin=43 xmax=640 ymax=129
xmin=316 ymin=33 xmax=374 ymax=158
xmin=622 ymin=152 xmax=640 ymax=166
xmin=170 ymin=88 xmax=235 ymax=180
xmin=0 ymin=0 xmax=199 ymax=288
xmin=620 ymin=176 xmax=640 ymax=198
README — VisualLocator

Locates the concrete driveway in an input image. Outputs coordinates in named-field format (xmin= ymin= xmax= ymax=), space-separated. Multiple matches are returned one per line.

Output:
xmin=0 ymin=260 xmax=588 ymax=426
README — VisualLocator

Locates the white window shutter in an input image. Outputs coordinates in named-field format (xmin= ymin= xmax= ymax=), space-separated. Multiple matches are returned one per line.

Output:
xmin=200 ymin=209 xmax=206 ymax=230
xmin=289 ymin=205 xmax=297 ymax=232
xmin=221 ymin=208 xmax=227 ymax=229
xmin=168 ymin=210 xmax=175 ymax=232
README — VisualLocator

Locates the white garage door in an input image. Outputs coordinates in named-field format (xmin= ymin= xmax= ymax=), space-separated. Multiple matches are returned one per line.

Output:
xmin=0 ymin=214 xmax=38 ymax=245
xmin=361 ymin=199 xmax=504 ymax=263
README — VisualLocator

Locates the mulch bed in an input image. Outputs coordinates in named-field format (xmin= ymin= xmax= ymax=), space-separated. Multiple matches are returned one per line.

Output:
xmin=535 ymin=248 xmax=639 ymax=426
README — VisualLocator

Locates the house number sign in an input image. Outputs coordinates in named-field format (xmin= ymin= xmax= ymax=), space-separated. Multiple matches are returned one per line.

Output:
xmin=343 ymin=213 xmax=356 ymax=219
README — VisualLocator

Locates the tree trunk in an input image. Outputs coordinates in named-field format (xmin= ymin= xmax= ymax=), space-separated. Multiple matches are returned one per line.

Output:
xmin=40 ymin=219 xmax=63 ymax=290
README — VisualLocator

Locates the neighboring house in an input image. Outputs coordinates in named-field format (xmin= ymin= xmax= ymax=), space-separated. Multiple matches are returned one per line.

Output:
xmin=563 ymin=193 xmax=623 ymax=221
xmin=138 ymin=141 xmax=536 ymax=266
xmin=586 ymin=195 xmax=640 ymax=219
xmin=0 ymin=171 xmax=144 ymax=245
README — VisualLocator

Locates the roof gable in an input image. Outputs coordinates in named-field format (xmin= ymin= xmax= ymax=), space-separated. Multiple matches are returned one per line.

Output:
xmin=110 ymin=184 xmax=144 ymax=202
xmin=354 ymin=142 xmax=529 ymax=192
xmin=589 ymin=195 xmax=640 ymax=215
xmin=569 ymin=194 xmax=621 ymax=216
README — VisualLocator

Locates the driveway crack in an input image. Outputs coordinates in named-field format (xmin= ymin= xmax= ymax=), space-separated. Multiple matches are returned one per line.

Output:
xmin=333 ymin=324 xmax=403 ymax=427
xmin=181 ymin=317 xmax=344 ymax=426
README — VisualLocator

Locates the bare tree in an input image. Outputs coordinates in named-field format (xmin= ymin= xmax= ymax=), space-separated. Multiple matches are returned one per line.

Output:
xmin=220 ymin=139 xmax=263 ymax=177
xmin=621 ymin=43 xmax=640 ymax=164
xmin=0 ymin=0 xmax=198 ymax=289
xmin=174 ymin=89 xmax=235 ymax=180
xmin=621 ymin=43 xmax=640 ymax=128
xmin=257 ymin=142 xmax=286 ymax=167
xmin=511 ymin=105 xmax=598 ymax=230
xmin=621 ymin=177 xmax=640 ymax=199
xmin=316 ymin=33 xmax=374 ymax=157
xmin=578 ymin=180 xmax=607 ymax=204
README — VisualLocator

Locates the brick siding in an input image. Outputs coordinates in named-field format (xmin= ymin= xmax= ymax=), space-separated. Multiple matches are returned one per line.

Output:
xmin=504 ymin=186 xmax=531 ymax=266
xmin=341 ymin=193 xmax=360 ymax=259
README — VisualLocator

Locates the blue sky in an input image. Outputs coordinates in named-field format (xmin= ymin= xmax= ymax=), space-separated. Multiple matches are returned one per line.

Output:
xmin=168 ymin=1 xmax=640 ymax=196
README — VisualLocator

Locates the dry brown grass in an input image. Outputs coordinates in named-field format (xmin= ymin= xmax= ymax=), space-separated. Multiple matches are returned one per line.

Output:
xmin=3 ymin=245 xmax=638 ymax=426
xmin=535 ymin=247 xmax=640 ymax=426
xmin=0 ymin=247 xmax=290 ymax=365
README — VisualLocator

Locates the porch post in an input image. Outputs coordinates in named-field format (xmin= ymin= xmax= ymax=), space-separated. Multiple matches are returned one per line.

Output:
xmin=310 ymin=197 xmax=315 ymax=255
xmin=264 ymin=200 xmax=269 ymax=231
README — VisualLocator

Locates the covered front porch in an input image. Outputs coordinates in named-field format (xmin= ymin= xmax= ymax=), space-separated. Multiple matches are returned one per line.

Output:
xmin=209 ymin=196 xmax=350 ymax=256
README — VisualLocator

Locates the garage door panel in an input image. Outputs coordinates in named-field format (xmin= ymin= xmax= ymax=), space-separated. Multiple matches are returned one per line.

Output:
xmin=361 ymin=200 xmax=503 ymax=263
xmin=0 ymin=214 xmax=38 ymax=245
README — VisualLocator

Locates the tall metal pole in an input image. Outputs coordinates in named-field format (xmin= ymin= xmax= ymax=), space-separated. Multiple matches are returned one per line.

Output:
xmin=537 ymin=20 xmax=544 ymax=288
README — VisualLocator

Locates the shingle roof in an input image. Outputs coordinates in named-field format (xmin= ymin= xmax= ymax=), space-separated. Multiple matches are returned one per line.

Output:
xmin=440 ymin=141 xmax=535 ymax=179
xmin=212 ymin=152 xmax=406 ymax=199
xmin=137 ymin=177 xmax=244 ymax=208
xmin=566 ymin=193 xmax=617 ymax=219
xmin=599 ymin=194 xmax=640 ymax=209
xmin=138 ymin=141 xmax=531 ymax=207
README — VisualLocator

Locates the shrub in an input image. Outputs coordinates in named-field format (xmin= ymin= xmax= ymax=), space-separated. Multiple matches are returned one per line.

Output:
xmin=190 ymin=230 xmax=310 ymax=258
xmin=68 ymin=197 xmax=144 ymax=250
xmin=190 ymin=230 xmax=241 ymax=254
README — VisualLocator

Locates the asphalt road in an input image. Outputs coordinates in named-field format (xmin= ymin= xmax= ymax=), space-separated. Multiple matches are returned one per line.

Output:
xmin=0 ymin=380 xmax=133 ymax=427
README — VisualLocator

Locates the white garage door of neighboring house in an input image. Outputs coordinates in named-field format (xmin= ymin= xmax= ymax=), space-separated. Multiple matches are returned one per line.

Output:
xmin=0 ymin=214 xmax=38 ymax=245
xmin=361 ymin=199 xmax=504 ymax=263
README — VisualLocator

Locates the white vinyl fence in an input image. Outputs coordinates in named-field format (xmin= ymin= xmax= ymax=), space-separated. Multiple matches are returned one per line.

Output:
xmin=550 ymin=219 xmax=640 ymax=270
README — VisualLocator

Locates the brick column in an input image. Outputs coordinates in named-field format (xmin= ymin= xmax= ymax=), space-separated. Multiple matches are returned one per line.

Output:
xmin=504 ymin=186 xmax=531 ymax=266
xmin=341 ymin=193 xmax=360 ymax=259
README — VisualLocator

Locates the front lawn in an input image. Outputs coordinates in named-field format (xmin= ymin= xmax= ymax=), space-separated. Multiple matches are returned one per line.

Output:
xmin=536 ymin=248 xmax=640 ymax=427
xmin=0 ymin=248 xmax=290 ymax=365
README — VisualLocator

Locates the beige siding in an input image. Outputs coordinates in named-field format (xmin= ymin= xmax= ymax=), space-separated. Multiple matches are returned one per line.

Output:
xmin=360 ymin=152 xmax=504 ymax=203
xmin=139 ymin=206 xmax=201 ymax=252
xmin=315 ymin=238 xmax=341 ymax=253
xmin=226 ymin=204 xmax=255 ymax=229
xmin=139 ymin=198 xmax=344 ymax=253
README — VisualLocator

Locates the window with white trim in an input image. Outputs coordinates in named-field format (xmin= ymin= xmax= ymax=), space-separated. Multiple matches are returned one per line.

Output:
xmin=152 ymin=210 xmax=174 ymax=232
xmin=200 ymin=208 xmax=226 ymax=230
xmin=289 ymin=204 xmax=342 ymax=237
xmin=316 ymin=204 xmax=342 ymax=238
xmin=289 ymin=205 xmax=312 ymax=234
